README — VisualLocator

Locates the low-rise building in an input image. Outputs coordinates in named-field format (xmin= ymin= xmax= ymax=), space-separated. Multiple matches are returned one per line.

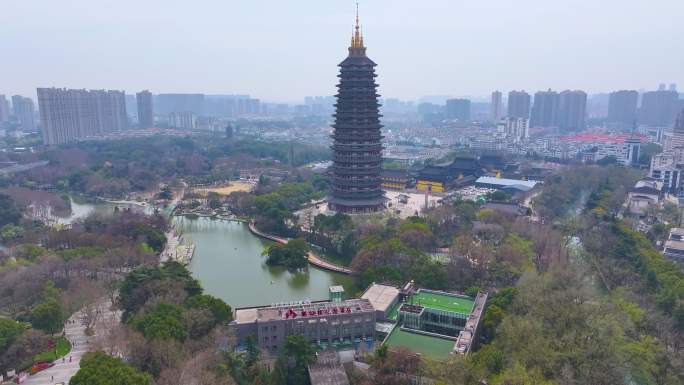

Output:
xmin=380 ymin=169 xmax=410 ymax=190
xmin=308 ymin=349 xmax=350 ymax=385
xmin=360 ymin=283 xmax=400 ymax=321
xmin=416 ymin=156 xmax=481 ymax=193
xmin=663 ymin=228 xmax=684 ymax=264
xmin=231 ymin=298 xmax=376 ymax=355
xmin=475 ymin=176 xmax=539 ymax=193
xmin=626 ymin=179 xmax=663 ymax=216
xmin=649 ymin=149 xmax=684 ymax=194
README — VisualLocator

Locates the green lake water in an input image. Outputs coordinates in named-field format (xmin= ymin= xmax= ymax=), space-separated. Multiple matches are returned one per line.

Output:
xmin=55 ymin=198 xmax=355 ymax=309
xmin=172 ymin=216 xmax=355 ymax=309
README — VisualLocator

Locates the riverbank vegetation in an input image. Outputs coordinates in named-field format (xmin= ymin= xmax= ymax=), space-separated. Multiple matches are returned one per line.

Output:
xmin=0 ymin=198 xmax=168 ymax=373
xmin=264 ymin=238 xmax=310 ymax=270
xmin=83 ymin=262 xmax=236 ymax=384
xmin=438 ymin=165 xmax=684 ymax=385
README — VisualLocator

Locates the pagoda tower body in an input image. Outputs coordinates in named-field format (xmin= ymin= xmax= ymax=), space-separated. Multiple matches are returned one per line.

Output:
xmin=328 ymin=10 xmax=386 ymax=213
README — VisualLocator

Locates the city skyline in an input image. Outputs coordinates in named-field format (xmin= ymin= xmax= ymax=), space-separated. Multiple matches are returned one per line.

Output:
xmin=1 ymin=0 xmax=683 ymax=101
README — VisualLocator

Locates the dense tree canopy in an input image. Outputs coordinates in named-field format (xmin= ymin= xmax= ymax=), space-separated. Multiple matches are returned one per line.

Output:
xmin=70 ymin=352 xmax=152 ymax=385
xmin=0 ymin=193 xmax=21 ymax=227
xmin=265 ymin=238 xmax=310 ymax=270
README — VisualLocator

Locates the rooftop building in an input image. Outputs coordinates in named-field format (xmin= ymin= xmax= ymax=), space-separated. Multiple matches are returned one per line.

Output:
xmin=232 ymin=298 xmax=376 ymax=354
xmin=475 ymin=176 xmax=539 ymax=193
xmin=308 ymin=349 xmax=350 ymax=385
xmin=361 ymin=283 xmax=400 ymax=320
xmin=663 ymin=228 xmax=684 ymax=265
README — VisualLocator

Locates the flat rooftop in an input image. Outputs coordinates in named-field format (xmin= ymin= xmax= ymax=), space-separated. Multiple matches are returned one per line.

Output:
xmin=409 ymin=290 xmax=474 ymax=315
xmin=475 ymin=176 xmax=538 ymax=191
xmin=361 ymin=284 xmax=400 ymax=313
xmin=385 ymin=328 xmax=454 ymax=360
xmin=235 ymin=308 xmax=258 ymax=324
xmin=255 ymin=299 xmax=374 ymax=322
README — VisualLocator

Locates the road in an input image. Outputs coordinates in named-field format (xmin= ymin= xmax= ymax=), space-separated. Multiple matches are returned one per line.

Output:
xmin=23 ymin=301 xmax=120 ymax=385
xmin=0 ymin=161 xmax=49 ymax=176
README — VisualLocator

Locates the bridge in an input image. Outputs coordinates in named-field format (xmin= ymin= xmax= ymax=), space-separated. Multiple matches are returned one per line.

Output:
xmin=248 ymin=222 xmax=354 ymax=275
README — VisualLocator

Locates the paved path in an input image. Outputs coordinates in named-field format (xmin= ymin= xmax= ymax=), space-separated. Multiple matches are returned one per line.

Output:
xmin=23 ymin=301 xmax=120 ymax=385
xmin=248 ymin=221 xmax=354 ymax=275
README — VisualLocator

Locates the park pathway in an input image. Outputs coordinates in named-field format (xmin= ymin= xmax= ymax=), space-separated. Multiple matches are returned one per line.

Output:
xmin=23 ymin=301 xmax=120 ymax=385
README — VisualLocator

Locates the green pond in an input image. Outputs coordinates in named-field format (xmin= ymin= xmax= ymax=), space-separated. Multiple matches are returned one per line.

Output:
xmin=173 ymin=216 xmax=355 ymax=309
xmin=55 ymin=198 xmax=355 ymax=309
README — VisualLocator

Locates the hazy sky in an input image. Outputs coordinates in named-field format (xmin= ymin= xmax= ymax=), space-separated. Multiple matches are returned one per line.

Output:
xmin=2 ymin=0 xmax=683 ymax=103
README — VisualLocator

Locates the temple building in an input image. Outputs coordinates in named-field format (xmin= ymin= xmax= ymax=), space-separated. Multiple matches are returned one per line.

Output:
xmin=328 ymin=9 xmax=386 ymax=213
xmin=416 ymin=156 xmax=482 ymax=193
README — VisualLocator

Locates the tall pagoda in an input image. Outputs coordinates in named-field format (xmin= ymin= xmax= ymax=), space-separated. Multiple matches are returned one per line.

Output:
xmin=328 ymin=8 xmax=386 ymax=213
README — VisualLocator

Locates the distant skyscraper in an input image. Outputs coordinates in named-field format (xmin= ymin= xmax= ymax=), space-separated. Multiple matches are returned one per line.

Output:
xmin=445 ymin=98 xmax=471 ymax=122
xmin=663 ymin=108 xmax=684 ymax=150
xmin=168 ymin=111 xmax=197 ymax=129
xmin=38 ymin=87 xmax=127 ymax=145
xmin=490 ymin=91 xmax=503 ymax=122
xmin=676 ymin=108 xmax=684 ymax=134
xmin=136 ymin=90 xmax=154 ymax=128
xmin=607 ymin=90 xmax=638 ymax=129
xmin=507 ymin=90 xmax=530 ymax=119
xmin=557 ymin=90 xmax=587 ymax=132
xmin=530 ymin=89 xmax=559 ymax=128
xmin=11 ymin=95 xmax=36 ymax=132
xmin=91 ymin=89 xmax=127 ymax=134
xmin=329 ymin=9 xmax=385 ymax=213
xmin=0 ymin=95 xmax=10 ymax=123
xmin=156 ymin=94 xmax=205 ymax=115
xmin=640 ymin=89 xmax=679 ymax=127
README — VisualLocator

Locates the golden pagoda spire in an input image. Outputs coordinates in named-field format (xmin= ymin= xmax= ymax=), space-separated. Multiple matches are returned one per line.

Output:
xmin=351 ymin=2 xmax=364 ymax=50
xmin=348 ymin=2 xmax=367 ymax=56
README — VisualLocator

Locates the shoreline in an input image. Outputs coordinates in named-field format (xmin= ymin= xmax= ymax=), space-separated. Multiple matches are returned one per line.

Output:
xmin=246 ymin=221 xmax=355 ymax=275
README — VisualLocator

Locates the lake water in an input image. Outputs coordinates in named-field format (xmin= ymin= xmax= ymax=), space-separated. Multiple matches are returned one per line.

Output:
xmin=55 ymin=197 xmax=356 ymax=309
xmin=173 ymin=216 xmax=355 ymax=309
xmin=53 ymin=196 xmax=151 ymax=224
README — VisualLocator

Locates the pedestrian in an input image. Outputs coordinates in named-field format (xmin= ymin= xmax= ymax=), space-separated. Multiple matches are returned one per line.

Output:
xmin=69 ymin=355 xmax=72 ymax=362
xmin=51 ymin=375 xmax=54 ymax=381
xmin=62 ymin=357 xmax=65 ymax=363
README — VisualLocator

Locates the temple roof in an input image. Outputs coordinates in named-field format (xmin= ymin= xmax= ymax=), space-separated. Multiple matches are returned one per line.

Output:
xmin=339 ymin=55 xmax=377 ymax=66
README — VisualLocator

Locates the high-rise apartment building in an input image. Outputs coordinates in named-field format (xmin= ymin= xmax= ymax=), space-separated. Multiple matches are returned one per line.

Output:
xmin=156 ymin=94 xmax=204 ymax=116
xmin=11 ymin=95 xmax=36 ymax=132
xmin=558 ymin=90 xmax=587 ymax=132
xmin=0 ymin=95 xmax=10 ymax=123
xmin=91 ymin=89 xmax=127 ymax=134
xmin=446 ymin=98 xmax=471 ymax=122
xmin=640 ymin=89 xmax=679 ymax=127
xmin=530 ymin=89 xmax=559 ymax=128
xmin=507 ymin=90 xmax=530 ymax=119
xmin=37 ymin=87 xmax=127 ymax=145
xmin=136 ymin=90 xmax=154 ymax=128
xmin=168 ymin=111 xmax=197 ymax=129
xmin=490 ymin=91 xmax=503 ymax=123
xmin=607 ymin=90 xmax=638 ymax=129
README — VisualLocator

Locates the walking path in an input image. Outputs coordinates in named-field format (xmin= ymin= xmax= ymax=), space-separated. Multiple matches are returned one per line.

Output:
xmin=23 ymin=301 xmax=121 ymax=385
xmin=248 ymin=221 xmax=354 ymax=275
